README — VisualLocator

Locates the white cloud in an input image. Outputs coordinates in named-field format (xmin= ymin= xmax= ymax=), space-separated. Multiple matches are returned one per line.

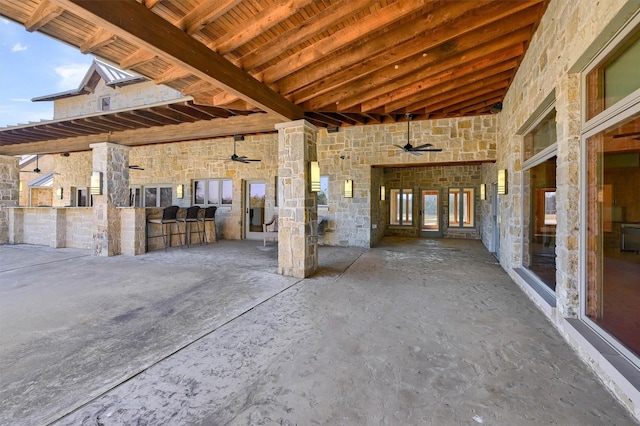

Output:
xmin=54 ymin=63 xmax=88 ymax=90
xmin=11 ymin=43 xmax=28 ymax=52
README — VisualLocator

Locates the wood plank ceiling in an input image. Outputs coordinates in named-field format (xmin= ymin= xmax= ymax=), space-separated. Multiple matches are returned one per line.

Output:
xmin=0 ymin=0 xmax=549 ymax=149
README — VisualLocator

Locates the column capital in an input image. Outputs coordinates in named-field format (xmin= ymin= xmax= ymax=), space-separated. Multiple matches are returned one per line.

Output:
xmin=275 ymin=119 xmax=318 ymax=132
xmin=89 ymin=142 xmax=131 ymax=151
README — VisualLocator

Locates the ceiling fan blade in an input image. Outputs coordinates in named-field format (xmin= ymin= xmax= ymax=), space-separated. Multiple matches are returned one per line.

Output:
xmin=129 ymin=165 xmax=145 ymax=170
xmin=409 ymin=151 xmax=422 ymax=156
xmin=414 ymin=148 xmax=443 ymax=152
xmin=412 ymin=143 xmax=434 ymax=149
xmin=393 ymin=144 xmax=408 ymax=151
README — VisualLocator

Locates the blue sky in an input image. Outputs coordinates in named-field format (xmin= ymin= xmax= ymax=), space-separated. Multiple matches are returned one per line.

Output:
xmin=0 ymin=18 xmax=94 ymax=127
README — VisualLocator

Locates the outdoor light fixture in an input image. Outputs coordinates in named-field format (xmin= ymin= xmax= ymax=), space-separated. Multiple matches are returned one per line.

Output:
xmin=480 ymin=184 xmax=486 ymax=200
xmin=344 ymin=179 xmax=353 ymax=198
xmin=233 ymin=135 xmax=245 ymax=142
xmin=177 ymin=184 xmax=184 ymax=199
xmin=19 ymin=181 xmax=23 ymax=197
xmin=327 ymin=126 xmax=339 ymax=133
xmin=310 ymin=161 xmax=321 ymax=192
xmin=380 ymin=185 xmax=386 ymax=201
xmin=90 ymin=171 xmax=102 ymax=195
xmin=497 ymin=170 xmax=507 ymax=195
xmin=56 ymin=187 xmax=63 ymax=200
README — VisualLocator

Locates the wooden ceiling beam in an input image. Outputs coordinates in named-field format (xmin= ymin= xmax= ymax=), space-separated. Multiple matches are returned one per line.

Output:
xmin=303 ymin=112 xmax=343 ymax=127
xmin=69 ymin=119 xmax=114 ymax=133
xmin=130 ymin=110 xmax=176 ymax=126
xmin=411 ymin=77 xmax=511 ymax=113
xmin=120 ymin=49 xmax=157 ymax=70
xmin=51 ymin=0 xmax=304 ymax=121
xmin=240 ymin=0 xmax=374 ymax=71
xmin=354 ymin=44 xmax=523 ymax=113
xmin=458 ymin=95 xmax=505 ymax=115
xmin=154 ymin=66 xmax=191 ymax=84
xmin=25 ymin=0 xmax=64 ymax=32
xmin=260 ymin=0 xmax=431 ymax=83
xmin=177 ymin=0 xmax=242 ymax=35
xmin=0 ymin=114 xmax=282 ymax=156
xmin=278 ymin=0 xmax=501 ymax=95
xmin=80 ymin=28 xmax=116 ymax=53
xmin=211 ymin=0 xmax=315 ymax=55
xmin=293 ymin=9 xmax=536 ymax=108
xmin=186 ymin=102 xmax=232 ymax=119
xmin=182 ymin=80 xmax=217 ymax=96
xmin=379 ymin=59 xmax=518 ymax=114
xmin=167 ymin=104 xmax=217 ymax=121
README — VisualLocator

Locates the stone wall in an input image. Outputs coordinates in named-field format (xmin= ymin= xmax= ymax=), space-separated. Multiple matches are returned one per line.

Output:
xmin=53 ymin=80 xmax=182 ymax=119
xmin=383 ymin=165 xmax=484 ymax=239
xmin=495 ymin=0 xmax=638 ymax=418
xmin=0 ymin=155 xmax=19 ymax=245
xmin=316 ymin=116 xmax=497 ymax=247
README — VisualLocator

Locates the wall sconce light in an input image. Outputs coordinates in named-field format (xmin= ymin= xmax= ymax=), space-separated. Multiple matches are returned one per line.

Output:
xmin=56 ymin=187 xmax=63 ymax=200
xmin=480 ymin=184 xmax=486 ymax=200
xmin=344 ymin=179 xmax=353 ymax=198
xmin=327 ymin=126 xmax=339 ymax=133
xmin=177 ymin=184 xmax=184 ymax=199
xmin=497 ymin=170 xmax=507 ymax=195
xmin=19 ymin=181 xmax=23 ymax=197
xmin=380 ymin=185 xmax=386 ymax=201
xmin=310 ymin=161 xmax=321 ymax=192
xmin=90 ymin=171 xmax=102 ymax=195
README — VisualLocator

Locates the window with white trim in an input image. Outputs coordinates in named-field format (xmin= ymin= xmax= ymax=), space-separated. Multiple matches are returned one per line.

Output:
xmin=144 ymin=185 xmax=173 ymax=207
xmin=193 ymin=179 xmax=232 ymax=206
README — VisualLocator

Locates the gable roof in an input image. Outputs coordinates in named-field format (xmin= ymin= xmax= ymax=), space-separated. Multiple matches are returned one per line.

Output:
xmin=32 ymin=60 xmax=147 ymax=102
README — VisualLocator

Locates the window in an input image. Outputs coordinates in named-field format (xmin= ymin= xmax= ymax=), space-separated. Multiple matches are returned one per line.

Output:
xmin=524 ymin=109 xmax=557 ymax=161
xmin=390 ymin=188 xmax=413 ymax=225
xmin=76 ymin=188 xmax=92 ymax=207
xmin=586 ymin=29 xmax=640 ymax=120
xmin=520 ymin=97 xmax=558 ymax=293
xmin=448 ymin=187 xmax=474 ymax=227
xmin=99 ymin=96 xmax=110 ymax=111
xmin=317 ymin=176 xmax=329 ymax=207
xmin=129 ymin=187 xmax=142 ymax=207
xmin=144 ymin=185 xmax=172 ymax=207
xmin=193 ymin=179 xmax=232 ymax=206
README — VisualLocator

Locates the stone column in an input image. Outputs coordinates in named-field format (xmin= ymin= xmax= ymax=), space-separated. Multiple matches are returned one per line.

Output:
xmin=555 ymin=74 xmax=581 ymax=318
xmin=275 ymin=119 xmax=319 ymax=278
xmin=90 ymin=142 xmax=130 ymax=256
xmin=0 ymin=155 xmax=20 ymax=245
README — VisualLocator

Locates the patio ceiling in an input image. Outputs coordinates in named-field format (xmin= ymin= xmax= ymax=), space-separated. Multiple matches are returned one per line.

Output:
xmin=0 ymin=0 xmax=549 ymax=154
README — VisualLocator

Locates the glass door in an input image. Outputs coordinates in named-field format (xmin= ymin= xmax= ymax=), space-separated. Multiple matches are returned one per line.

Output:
xmin=245 ymin=180 xmax=266 ymax=240
xmin=420 ymin=189 xmax=442 ymax=237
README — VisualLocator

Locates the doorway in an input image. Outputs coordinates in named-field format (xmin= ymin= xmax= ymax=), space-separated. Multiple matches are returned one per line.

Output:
xmin=419 ymin=189 xmax=442 ymax=237
xmin=245 ymin=180 xmax=266 ymax=240
xmin=492 ymin=182 xmax=500 ymax=257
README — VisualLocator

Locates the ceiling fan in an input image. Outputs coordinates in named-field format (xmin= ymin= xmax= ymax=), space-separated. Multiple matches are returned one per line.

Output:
xmin=230 ymin=136 xmax=260 ymax=164
xmin=33 ymin=154 xmax=41 ymax=173
xmin=394 ymin=114 xmax=442 ymax=155
xmin=128 ymin=165 xmax=145 ymax=170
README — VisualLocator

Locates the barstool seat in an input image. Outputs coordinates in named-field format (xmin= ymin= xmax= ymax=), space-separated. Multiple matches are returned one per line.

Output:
xmin=177 ymin=206 xmax=203 ymax=247
xmin=147 ymin=205 xmax=183 ymax=251
xmin=199 ymin=206 xmax=218 ymax=244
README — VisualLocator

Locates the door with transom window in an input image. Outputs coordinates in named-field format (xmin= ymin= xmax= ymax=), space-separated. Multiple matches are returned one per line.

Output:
xmin=420 ymin=189 xmax=442 ymax=237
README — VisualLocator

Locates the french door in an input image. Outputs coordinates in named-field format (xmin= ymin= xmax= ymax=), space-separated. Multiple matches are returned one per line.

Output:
xmin=419 ymin=189 xmax=442 ymax=237
xmin=245 ymin=180 xmax=266 ymax=240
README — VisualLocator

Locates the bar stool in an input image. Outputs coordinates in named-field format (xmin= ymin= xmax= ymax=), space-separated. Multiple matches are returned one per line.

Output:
xmin=177 ymin=206 xmax=203 ymax=247
xmin=199 ymin=206 xmax=218 ymax=244
xmin=147 ymin=205 xmax=182 ymax=252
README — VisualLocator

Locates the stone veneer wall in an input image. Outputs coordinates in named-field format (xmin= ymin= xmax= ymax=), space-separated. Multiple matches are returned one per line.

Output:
xmin=46 ymin=117 xmax=496 ymax=249
xmin=0 ymin=155 xmax=19 ymax=244
xmin=316 ymin=116 xmax=497 ymax=247
xmin=383 ymin=165 xmax=483 ymax=239
xmin=53 ymin=80 xmax=181 ymax=119
xmin=480 ymin=162 xmax=498 ymax=253
xmin=495 ymin=0 xmax=639 ymax=419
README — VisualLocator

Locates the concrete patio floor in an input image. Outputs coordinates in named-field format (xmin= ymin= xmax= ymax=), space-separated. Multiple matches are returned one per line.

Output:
xmin=0 ymin=237 xmax=637 ymax=425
